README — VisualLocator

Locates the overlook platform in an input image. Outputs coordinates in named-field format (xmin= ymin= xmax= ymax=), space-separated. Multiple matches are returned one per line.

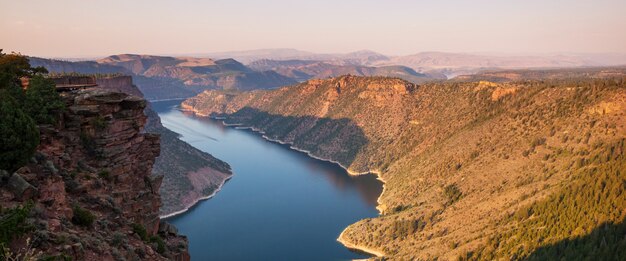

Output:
xmin=50 ymin=76 xmax=98 ymax=92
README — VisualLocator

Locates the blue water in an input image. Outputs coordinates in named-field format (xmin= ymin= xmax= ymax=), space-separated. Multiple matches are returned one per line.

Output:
xmin=153 ymin=100 xmax=382 ymax=261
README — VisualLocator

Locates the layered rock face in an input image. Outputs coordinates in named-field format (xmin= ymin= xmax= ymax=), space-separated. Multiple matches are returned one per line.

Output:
xmin=1 ymin=89 xmax=189 ymax=260
xmin=95 ymin=76 xmax=144 ymax=97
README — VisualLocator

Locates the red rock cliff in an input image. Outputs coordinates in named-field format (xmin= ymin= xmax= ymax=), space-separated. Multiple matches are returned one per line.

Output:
xmin=1 ymin=89 xmax=189 ymax=260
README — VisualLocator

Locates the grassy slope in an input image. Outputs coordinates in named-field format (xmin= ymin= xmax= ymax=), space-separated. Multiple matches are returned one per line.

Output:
xmin=183 ymin=73 xmax=626 ymax=259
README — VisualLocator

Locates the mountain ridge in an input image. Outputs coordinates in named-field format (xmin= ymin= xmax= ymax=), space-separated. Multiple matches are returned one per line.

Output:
xmin=248 ymin=59 xmax=436 ymax=83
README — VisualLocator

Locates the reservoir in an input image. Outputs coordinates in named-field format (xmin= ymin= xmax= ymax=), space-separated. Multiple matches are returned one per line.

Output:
xmin=153 ymin=100 xmax=383 ymax=260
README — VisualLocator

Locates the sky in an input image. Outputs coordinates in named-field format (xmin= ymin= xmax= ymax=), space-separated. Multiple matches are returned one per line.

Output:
xmin=1 ymin=0 xmax=625 ymax=58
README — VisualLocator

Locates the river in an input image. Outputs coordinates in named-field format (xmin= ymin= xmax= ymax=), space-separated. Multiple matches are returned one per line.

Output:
xmin=153 ymin=100 xmax=382 ymax=260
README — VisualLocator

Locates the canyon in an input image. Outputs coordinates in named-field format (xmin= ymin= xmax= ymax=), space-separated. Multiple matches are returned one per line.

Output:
xmin=5 ymin=0 xmax=626 ymax=259
xmin=16 ymin=52 xmax=626 ymax=260
xmin=182 ymin=70 xmax=626 ymax=259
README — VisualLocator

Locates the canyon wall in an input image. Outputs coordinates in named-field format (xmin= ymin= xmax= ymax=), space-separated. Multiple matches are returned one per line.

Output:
xmin=1 ymin=89 xmax=189 ymax=260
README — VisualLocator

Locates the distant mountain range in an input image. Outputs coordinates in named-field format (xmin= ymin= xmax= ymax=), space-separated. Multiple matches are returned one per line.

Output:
xmin=96 ymin=54 xmax=296 ymax=90
xmin=199 ymin=49 xmax=626 ymax=77
xmin=197 ymin=48 xmax=388 ymax=65
xmin=30 ymin=50 xmax=626 ymax=100
xmin=30 ymin=55 xmax=297 ymax=100
xmin=248 ymin=59 xmax=437 ymax=83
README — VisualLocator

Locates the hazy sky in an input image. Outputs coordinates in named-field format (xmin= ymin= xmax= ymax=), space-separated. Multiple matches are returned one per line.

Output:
xmin=2 ymin=0 xmax=625 ymax=58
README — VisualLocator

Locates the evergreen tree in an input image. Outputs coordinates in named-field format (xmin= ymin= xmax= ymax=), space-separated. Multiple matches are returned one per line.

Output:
xmin=0 ymin=50 xmax=56 ymax=171
xmin=24 ymin=75 xmax=65 ymax=124
xmin=0 ymin=96 xmax=39 ymax=171
xmin=0 ymin=50 xmax=47 ymax=104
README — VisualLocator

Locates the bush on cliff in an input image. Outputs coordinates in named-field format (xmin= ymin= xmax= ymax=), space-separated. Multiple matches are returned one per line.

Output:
xmin=0 ymin=50 xmax=63 ymax=171
xmin=0 ymin=97 xmax=39 ymax=172
xmin=0 ymin=202 xmax=34 ymax=248
xmin=23 ymin=75 xmax=65 ymax=125
xmin=132 ymin=223 xmax=149 ymax=241
xmin=71 ymin=205 xmax=95 ymax=227
xmin=0 ymin=50 xmax=47 ymax=105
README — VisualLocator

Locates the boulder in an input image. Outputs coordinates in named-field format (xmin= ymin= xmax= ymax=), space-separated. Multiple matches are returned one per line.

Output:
xmin=159 ymin=221 xmax=179 ymax=235
xmin=7 ymin=173 xmax=38 ymax=200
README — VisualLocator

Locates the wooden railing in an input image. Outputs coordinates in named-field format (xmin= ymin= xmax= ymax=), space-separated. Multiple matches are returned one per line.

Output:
xmin=49 ymin=76 xmax=98 ymax=91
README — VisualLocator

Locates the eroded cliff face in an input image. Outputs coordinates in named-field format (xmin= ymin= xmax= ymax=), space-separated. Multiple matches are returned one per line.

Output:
xmin=0 ymin=89 xmax=189 ymax=260
xmin=95 ymin=76 xmax=144 ymax=97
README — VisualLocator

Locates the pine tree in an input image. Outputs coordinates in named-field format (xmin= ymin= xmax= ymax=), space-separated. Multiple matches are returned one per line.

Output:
xmin=23 ymin=75 xmax=65 ymax=124
xmin=0 ymin=96 xmax=39 ymax=171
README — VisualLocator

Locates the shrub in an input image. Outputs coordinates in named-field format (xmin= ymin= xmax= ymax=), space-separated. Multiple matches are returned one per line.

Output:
xmin=80 ymin=132 xmax=97 ymax=157
xmin=23 ymin=75 xmax=65 ymax=125
xmin=0 ymin=51 xmax=47 ymax=105
xmin=150 ymin=236 xmax=166 ymax=254
xmin=98 ymin=170 xmax=111 ymax=180
xmin=71 ymin=205 xmax=95 ymax=227
xmin=132 ymin=223 xmax=148 ymax=241
xmin=111 ymin=232 xmax=125 ymax=247
xmin=92 ymin=116 xmax=107 ymax=131
xmin=0 ymin=97 xmax=39 ymax=171
xmin=132 ymin=223 xmax=166 ymax=254
xmin=0 ymin=202 xmax=33 ymax=247
xmin=390 ymin=205 xmax=411 ymax=214
xmin=444 ymin=184 xmax=463 ymax=206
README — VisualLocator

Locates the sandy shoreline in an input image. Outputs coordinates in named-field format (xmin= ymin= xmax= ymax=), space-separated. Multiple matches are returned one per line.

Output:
xmin=180 ymin=106 xmax=388 ymax=257
xmin=148 ymin=97 xmax=188 ymax=102
xmin=160 ymin=175 xmax=232 ymax=219
xmin=337 ymin=227 xmax=385 ymax=258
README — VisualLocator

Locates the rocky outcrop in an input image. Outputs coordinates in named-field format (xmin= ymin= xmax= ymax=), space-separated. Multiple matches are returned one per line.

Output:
xmin=95 ymin=76 xmax=143 ymax=97
xmin=6 ymin=173 xmax=37 ymax=201
xmin=1 ymin=89 xmax=189 ymax=260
